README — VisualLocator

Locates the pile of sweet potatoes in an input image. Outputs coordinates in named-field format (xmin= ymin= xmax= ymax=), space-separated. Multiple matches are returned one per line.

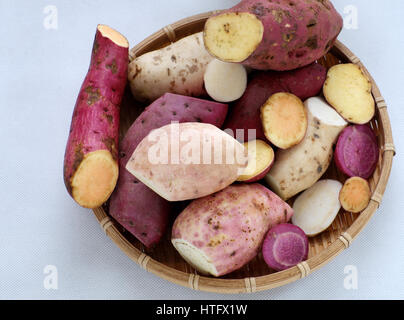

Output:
xmin=63 ymin=0 xmax=380 ymax=278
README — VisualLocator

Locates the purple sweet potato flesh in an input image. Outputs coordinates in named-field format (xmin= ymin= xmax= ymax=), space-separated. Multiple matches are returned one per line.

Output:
xmin=262 ymin=224 xmax=309 ymax=271
xmin=334 ymin=125 xmax=379 ymax=179
xmin=224 ymin=63 xmax=326 ymax=142
xmin=109 ymin=93 xmax=228 ymax=247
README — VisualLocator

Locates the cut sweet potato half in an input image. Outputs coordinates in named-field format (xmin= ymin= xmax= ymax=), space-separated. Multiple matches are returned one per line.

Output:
xmin=260 ymin=93 xmax=307 ymax=149
xmin=203 ymin=12 xmax=264 ymax=63
xmin=323 ymin=63 xmax=375 ymax=124
xmin=237 ymin=140 xmax=275 ymax=183
xmin=339 ymin=177 xmax=371 ymax=213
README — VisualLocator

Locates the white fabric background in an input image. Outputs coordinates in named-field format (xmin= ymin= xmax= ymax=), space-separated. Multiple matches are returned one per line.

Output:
xmin=0 ymin=0 xmax=403 ymax=300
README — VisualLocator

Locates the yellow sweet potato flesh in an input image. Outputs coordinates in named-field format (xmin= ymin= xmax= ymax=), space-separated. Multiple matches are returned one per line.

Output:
xmin=261 ymin=93 xmax=307 ymax=149
xmin=203 ymin=12 xmax=264 ymax=63
xmin=339 ymin=177 xmax=371 ymax=213
xmin=71 ymin=150 xmax=119 ymax=208
xmin=323 ymin=64 xmax=375 ymax=124
xmin=237 ymin=140 xmax=274 ymax=182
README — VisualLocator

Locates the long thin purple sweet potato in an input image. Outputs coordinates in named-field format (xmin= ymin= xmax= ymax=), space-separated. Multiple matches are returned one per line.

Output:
xmin=224 ymin=62 xmax=326 ymax=142
xmin=63 ymin=25 xmax=128 ymax=209
xmin=334 ymin=125 xmax=379 ymax=179
xmin=109 ymin=93 xmax=228 ymax=247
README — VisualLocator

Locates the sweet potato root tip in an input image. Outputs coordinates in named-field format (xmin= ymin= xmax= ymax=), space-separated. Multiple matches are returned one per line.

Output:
xmin=71 ymin=150 xmax=118 ymax=208
xmin=261 ymin=93 xmax=307 ymax=149
xmin=339 ymin=177 xmax=371 ymax=213
xmin=203 ymin=12 xmax=264 ymax=63
xmin=97 ymin=24 xmax=129 ymax=48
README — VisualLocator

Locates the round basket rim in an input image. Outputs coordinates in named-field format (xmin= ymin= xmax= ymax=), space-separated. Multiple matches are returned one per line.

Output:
xmin=93 ymin=11 xmax=395 ymax=294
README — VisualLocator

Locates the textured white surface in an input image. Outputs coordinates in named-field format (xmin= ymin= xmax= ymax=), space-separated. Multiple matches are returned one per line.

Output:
xmin=0 ymin=0 xmax=403 ymax=299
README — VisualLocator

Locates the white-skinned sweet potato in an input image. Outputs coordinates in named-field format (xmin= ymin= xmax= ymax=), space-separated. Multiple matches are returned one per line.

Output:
xmin=204 ymin=59 xmax=247 ymax=102
xmin=63 ymin=25 xmax=128 ymax=209
xmin=128 ymin=32 xmax=213 ymax=102
xmin=126 ymin=122 xmax=247 ymax=202
xmin=265 ymin=97 xmax=347 ymax=200
xmin=171 ymin=184 xmax=293 ymax=277
xmin=292 ymin=180 xmax=342 ymax=237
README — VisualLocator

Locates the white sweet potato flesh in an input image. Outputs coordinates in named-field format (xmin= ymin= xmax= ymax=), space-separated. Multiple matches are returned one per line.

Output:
xmin=126 ymin=122 xmax=247 ymax=202
xmin=203 ymin=12 xmax=264 ymax=63
xmin=261 ymin=93 xmax=307 ymax=149
xmin=323 ymin=63 xmax=375 ymax=124
xmin=204 ymin=59 xmax=247 ymax=102
xmin=128 ymin=32 xmax=213 ymax=102
xmin=171 ymin=184 xmax=293 ymax=276
xmin=339 ymin=177 xmax=371 ymax=213
xmin=265 ymin=97 xmax=347 ymax=200
xmin=237 ymin=140 xmax=274 ymax=182
xmin=292 ymin=180 xmax=343 ymax=237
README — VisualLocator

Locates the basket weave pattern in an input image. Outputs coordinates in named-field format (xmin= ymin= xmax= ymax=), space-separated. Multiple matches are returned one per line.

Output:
xmin=93 ymin=11 xmax=395 ymax=294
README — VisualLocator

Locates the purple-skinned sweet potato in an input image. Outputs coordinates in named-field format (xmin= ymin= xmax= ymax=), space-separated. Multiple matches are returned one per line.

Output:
xmin=63 ymin=25 xmax=128 ymax=209
xmin=171 ymin=184 xmax=293 ymax=277
xmin=224 ymin=62 xmax=326 ymax=142
xmin=262 ymin=224 xmax=309 ymax=271
xmin=335 ymin=125 xmax=379 ymax=179
xmin=109 ymin=93 xmax=228 ymax=247
xmin=203 ymin=0 xmax=343 ymax=70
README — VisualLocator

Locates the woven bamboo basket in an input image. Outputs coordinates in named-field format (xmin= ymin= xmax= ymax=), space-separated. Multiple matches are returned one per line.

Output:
xmin=92 ymin=11 xmax=395 ymax=294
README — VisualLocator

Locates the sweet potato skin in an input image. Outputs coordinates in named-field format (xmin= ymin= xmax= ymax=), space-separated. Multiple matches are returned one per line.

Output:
xmin=171 ymin=184 xmax=293 ymax=276
xmin=109 ymin=94 xmax=228 ymax=247
xmin=216 ymin=0 xmax=343 ymax=70
xmin=128 ymin=32 xmax=213 ymax=102
xmin=224 ymin=63 xmax=326 ymax=142
xmin=334 ymin=125 xmax=379 ymax=179
xmin=63 ymin=26 xmax=128 ymax=207
xmin=126 ymin=122 xmax=246 ymax=202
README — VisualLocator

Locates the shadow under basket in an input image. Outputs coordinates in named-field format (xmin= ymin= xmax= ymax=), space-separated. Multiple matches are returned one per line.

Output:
xmin=93 ymin=11 xmax=395 ymax=294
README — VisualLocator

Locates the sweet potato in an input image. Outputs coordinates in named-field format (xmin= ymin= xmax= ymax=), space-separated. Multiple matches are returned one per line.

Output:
xmin=262 ymin=224 xmax=308 ymax=271
xmin=224 ymin=63 xmax=326 ymax=142
xmin=334 ymin=125 xmax=379 ymax=179
xmin=292 ymin=180 xmax=342 ymax=237
xmin=128 ymin=32 xmax=213 ymax=102
xmin=126 ymin=122 xmax=247 ymax=202
xmin=261 ymin=93 xmax=307 ymax=149
xmin=171 ymin=184 xmax=293 ymax=276
xmin=266 ymin=97 xmax=347 ymax=200
xmin=63 ymin=25 xmax=128 ymax=209
xmin=109 ymin=93 xmax=228 ymax=247
xmin=323 ymin=64 xmax=375 ymax=124
xmin=339 ymin=177 xmax=371 ymax=213
xmin=203 ymin=0 xmax=343 ymax=70
xmin=237 ymin=140 xmax=274 ymax=183
xmin=204 ymin=59 xmax=247 ymax=102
